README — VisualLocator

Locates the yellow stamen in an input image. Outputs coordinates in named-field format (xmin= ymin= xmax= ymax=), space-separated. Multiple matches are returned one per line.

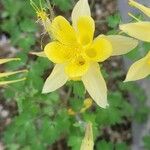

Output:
xmin=37 ymin=11 xmax=48 ymax=21
xmin=30 ymin=0 xmax=52 ymax=35
xmin=30 ymin=0 xmax=40 ymax=12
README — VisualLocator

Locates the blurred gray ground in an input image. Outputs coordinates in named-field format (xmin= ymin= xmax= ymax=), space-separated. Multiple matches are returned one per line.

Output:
xmin=118 ymin=0 xmax=150 ymax=150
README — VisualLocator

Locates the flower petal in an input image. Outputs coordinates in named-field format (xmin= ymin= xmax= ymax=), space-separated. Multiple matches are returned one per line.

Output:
xmin=105 ymin=35 xmax=138 ymax=56
xmin=65 ymin=57 xmax=89 ymax=78
xmin=129 ymin=0 xmax=150 ymax=17
xmin=0 ymin=70 xmax=28 ymax=78
xmin=0 ymin=58 xmax=20 ymax=65
xmin=120 ymin=22 xmax=150 ymax=42
xmin=82 ymin=63 xmax=108 ymax=108
xmin=30 ymin=51 xmax=46 ymax=57
xmin=44 ymin=42 xmax=73 ymax=63
xmin=125 ymin=51 xmax=150 ymax=82
xmin=80 ymin=123 xmax=94 ymax=150
xmin=77 ymin=16 xmax=95 ymax=45
xmin=85 ymin=36 xmax=112 ymax=62
xmin=0 ymin=78 xmax=26 ymax=86
xmin=42 ymin=64 xmax=68 ymax=93
xmin=71 ymin=0 xmax=91 ymax=29
xmin=51 ymin=16 xmax=77 ymax=45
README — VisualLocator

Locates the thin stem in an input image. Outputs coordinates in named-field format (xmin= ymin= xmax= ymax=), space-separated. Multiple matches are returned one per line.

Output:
xmin=45 ymin=0 xmax=55 ymax=20
xmin=39 ymin=0 xmax=43 ymax=10
xmin=30 ymin=0 xmax=40 ymax=12
xmin=128 ymin=12 xmax=141 ymax=22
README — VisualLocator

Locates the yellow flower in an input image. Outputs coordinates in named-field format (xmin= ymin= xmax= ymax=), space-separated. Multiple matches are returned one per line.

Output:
xmin=32 ymin=0 xmax=138 ymax=108
xmin=80 ymin=122 xmax=94 ymax=150
xmin=119 ymin=0 xmax=150 ymax=82
xmin=120 ymin=0 xmax=150 ymax=42
xmin=0 ymin=58 xmax=27 ymax=85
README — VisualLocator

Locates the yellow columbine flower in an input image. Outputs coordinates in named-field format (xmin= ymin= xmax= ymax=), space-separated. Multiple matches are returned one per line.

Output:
xmin=0 ymin=58 xmax=27 ymax=85
xmin=32 ymin=0 xmax=138 ymax=108
xmin=119 ymin=0 xmax=150 ymax=82
xmin=80 ymin=122 xmax=94 ymax=150
xmin=120 ymin=0 xmax=150 ymax=42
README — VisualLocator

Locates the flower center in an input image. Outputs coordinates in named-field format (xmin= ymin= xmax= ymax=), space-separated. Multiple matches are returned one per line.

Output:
xmin=72 ymin=44 xmax=84 ymax=60
xmin=76 ymin=56 xmax=86 ymax=66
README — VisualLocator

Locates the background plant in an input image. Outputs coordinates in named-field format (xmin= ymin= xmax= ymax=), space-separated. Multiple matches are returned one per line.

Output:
xmin=0 ymin=0 xmax=150 ymax=150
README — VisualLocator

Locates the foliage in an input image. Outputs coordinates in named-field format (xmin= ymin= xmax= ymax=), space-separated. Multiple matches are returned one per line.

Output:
xmin=52 ymin=0 xmax=73 ymax=11
xmin=143 ymin=136 xmax=150 ymax=150
xmin=0 ymin=0 xmax=150 ymax=150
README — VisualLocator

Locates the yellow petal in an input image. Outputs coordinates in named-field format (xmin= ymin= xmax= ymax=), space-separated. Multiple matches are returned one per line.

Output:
xmin=0 ymin=78 xmax=26 ymax=86
xmin=44 ymin=42 xmax=73 ymax=63
xmin=85 ymin=36 xmax=112 ymax=62
xmin=71 ymin=0 xmax=91 ymax=29
xmin=125 ymin=51 xmax=150 ymax=82
xmin=51 ymin=16 xmax=77 ymax=45
xmin=82 ymin=63 xmax=108 ymax=108
xmin=120 ymin=22 xmax=150 ymax=42
xmin=30 ymin=51 xmax=46 ymax=57
xmin=0 ymin=70 xmax=28 ymax=78
xmin=77 ymin=16 xmax=95 ymax=45
xmin=129 ymin=0 xmax=150 ymax=17
xmin=0 ymin=58 xmax=20 ymax=65
xmin=42 ymin=64 xmax=68 ymax=93
xmin=105 ymin=35 xmax=138 ymax=56
xmin=80 ymin=123 xmax=94 ymax=150
xmin=65 ymin=57 xmax=89 ymax=78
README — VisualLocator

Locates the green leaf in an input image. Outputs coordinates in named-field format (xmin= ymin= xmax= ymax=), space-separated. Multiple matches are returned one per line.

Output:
xmin=115 ymin=143 xmax=129 ymax=150
xmin=68 ymin=135 xmax=82 ymax=150
xmin=107 ymin=13 xmax=121 ymax=28
xmin=72 ymin=81 xmax=85 ymax=98
xmin=19 ymin=19 xmax=38 ymax=33
xmin=143 ymin=136 xmax=150 ymax=150
xmin=52 ymin=0 xmax=72 ymax=11
xmin=96 ymin=140 xmax=113 ymax=150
